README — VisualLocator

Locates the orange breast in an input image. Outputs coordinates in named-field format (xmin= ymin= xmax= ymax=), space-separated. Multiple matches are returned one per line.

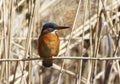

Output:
xmin=38 ymin=33 xmax=60 ymax=58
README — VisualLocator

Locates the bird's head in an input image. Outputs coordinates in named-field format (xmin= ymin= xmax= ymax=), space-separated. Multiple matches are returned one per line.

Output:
xmin=41 ymin=22 xmax=70 ymax=34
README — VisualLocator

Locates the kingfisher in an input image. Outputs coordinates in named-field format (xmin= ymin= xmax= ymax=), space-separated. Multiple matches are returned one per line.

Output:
xmin=38 ymin=22 xmax=69 ymax=67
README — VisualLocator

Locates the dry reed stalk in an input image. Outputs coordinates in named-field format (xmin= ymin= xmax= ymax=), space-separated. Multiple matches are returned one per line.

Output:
xmin=57 ymin=0 xmax=82 ymax=83
xmin=0 ymin=0 xmax=120 ymax=84
xmin=19 ymin=0 xmax=33 ymax=83
xmin=100 ymin=1 xmax=117 ymax=83
xmin=2 ymin=56 xmax=120 ymax=62
xmin=77 ymin=0 xmax=88 ymax=84
xmin=86 ymin=0 xmax=93 ymax=84
xmin=59 ymin=0 xmax=120 ymax=56
xmin=0 ymin=0 xmax=5 ymax=83
xmin=3 ymin=0 xmax=8 ymax=83
xmin=7 ymin=0 xmax=13 ymax=84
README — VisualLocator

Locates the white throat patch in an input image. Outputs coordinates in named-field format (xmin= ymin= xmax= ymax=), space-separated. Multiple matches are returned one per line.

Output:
xmin=51 ymin=30 xmax=56 ymax=34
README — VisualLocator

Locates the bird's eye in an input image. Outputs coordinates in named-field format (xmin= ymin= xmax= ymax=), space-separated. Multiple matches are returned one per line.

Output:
xmin=47 ymin=28 xmax=53 ymax=30
xmin=42 ymin=28 xmax=54 ymax=34
xmin=43 ymin=29 xmax=47 ymax=32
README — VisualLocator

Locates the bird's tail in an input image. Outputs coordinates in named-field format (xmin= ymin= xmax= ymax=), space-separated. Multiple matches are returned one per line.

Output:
xmin=42 ymin=58 xmax=53 ymax=67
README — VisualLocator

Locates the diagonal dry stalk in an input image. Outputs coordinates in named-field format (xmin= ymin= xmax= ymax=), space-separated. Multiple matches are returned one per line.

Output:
xmin=57 ymin=0 xmax=82 ymax=83
xmin=0 ymin=0 xmax=120 ymax=84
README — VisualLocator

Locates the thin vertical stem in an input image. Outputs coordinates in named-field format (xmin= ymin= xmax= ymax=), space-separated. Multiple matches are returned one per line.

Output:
xmin=20 ymin=0 xmax=35 ymax=83
xmin=77 ymin=0 xmax=88 ymax=84
xmin=87 ymin=0 xmax=93 ymax=84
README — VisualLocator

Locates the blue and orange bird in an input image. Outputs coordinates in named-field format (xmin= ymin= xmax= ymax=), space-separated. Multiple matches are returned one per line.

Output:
xmin=38 ymin=22 xmax=69 ymax=67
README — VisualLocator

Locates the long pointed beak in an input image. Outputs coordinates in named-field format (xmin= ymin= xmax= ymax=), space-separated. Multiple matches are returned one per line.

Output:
xmin=53 ymin=26 xmax=70 ymax=30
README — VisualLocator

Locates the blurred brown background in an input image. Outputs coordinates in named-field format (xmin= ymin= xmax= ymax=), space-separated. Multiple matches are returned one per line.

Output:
xmin=0 ymin=0 xmax=120 ymax=84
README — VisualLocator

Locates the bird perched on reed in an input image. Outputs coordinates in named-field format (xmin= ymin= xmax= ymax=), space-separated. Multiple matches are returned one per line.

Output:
xmin=38 ymin=22 xmax=69 ymax=67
